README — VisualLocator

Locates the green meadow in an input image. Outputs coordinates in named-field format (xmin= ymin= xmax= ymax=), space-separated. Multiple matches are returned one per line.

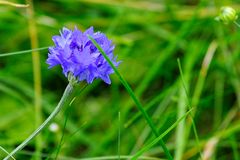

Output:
xmin=0 ymin=0 xmax=240 ymax=159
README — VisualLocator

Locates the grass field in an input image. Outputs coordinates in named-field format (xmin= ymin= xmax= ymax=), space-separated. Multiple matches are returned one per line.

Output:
xmin=0 ymin=0 xmax=240 ymax=159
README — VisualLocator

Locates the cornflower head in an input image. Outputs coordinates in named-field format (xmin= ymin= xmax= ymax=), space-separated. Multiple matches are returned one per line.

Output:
xmin=3 ymin=27 xmax=120 ymax=160
xmin=47 ymin=26 xmax=120 ymax=84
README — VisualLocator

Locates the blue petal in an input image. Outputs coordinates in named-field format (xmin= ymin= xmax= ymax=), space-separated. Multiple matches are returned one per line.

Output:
xmin=47 ymin=26 xmax=120 ymax=84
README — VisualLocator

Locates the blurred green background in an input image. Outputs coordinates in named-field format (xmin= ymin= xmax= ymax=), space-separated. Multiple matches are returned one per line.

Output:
xmin=0 ymin=0 xmax=240 ymax=159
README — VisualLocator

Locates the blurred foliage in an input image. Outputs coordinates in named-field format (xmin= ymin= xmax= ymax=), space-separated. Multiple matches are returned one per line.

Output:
xmin=0 ymin=0 xmax=240 ymax=159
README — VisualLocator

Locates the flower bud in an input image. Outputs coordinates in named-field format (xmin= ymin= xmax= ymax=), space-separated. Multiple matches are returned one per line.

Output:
xmin=215 ymin=6 xmax=238 ymax=24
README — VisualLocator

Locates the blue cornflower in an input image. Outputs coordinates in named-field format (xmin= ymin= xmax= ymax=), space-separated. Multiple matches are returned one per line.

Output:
xmin=47 ymin=26 xmax=120 ymax=84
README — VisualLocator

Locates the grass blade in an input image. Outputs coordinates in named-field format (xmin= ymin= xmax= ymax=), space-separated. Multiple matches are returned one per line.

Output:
xmin=0 ymin=47 xmax=48 ymax=57
xmin=177 ymin=58 xmax=203 ymax=159
xmin=118 ymin=112 xmax=121 ymax=160
xmin=0 ymin=146 xmax=16 ymax=160
xmin=131 ymin=108 xmax=193 ymax=160
xmin=88 ymin=35 xmax=173 ymax=160
xmin=26 ymin=1 xmax=43 ymax=158
xmin=0 ymin=0 xmax=29 ymax=8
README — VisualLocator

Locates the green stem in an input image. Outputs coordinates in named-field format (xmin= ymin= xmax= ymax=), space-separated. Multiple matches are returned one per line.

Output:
xmin=0 ymin=47 xmax=48 ymax=57
xmin=4 ymin=83 xmax=74 ymax=160
xmin=88 ymin=35 xmax=173 ymax=160
xmin=26 ymin=0 xmax=42 ymax=158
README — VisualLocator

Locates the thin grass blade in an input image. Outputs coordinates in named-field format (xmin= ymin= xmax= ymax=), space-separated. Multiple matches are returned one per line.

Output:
xmin=88 ymin=35 xmax=173 ymax=160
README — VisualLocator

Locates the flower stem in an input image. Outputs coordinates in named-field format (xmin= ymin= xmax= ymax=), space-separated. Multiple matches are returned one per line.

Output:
xmin=4 ymin=83 xmax=74 ymax=160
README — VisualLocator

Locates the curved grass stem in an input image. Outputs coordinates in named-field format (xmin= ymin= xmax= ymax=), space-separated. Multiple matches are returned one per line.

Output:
xmin=3 ymin=83 xmax=74 ymax=160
